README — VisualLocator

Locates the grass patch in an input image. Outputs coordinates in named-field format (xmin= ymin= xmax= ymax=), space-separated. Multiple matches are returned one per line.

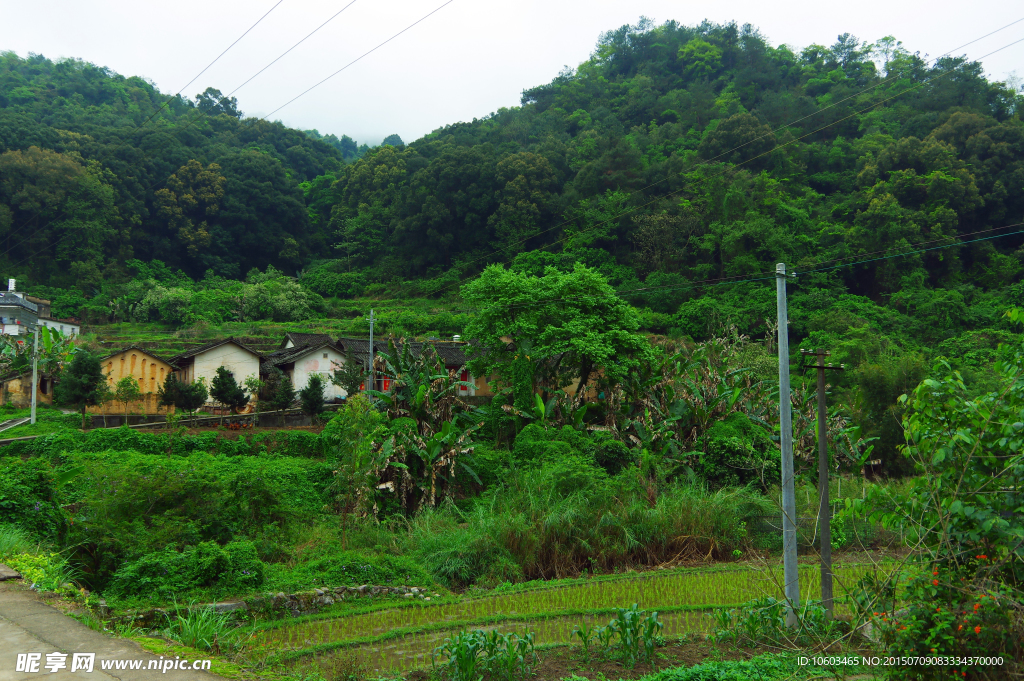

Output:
xmin=132 ymin=635 xmax=254 ymax=680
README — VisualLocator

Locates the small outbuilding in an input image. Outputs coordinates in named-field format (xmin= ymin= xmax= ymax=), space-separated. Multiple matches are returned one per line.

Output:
xmin=169 ymin=338 xmax=263 ymax=397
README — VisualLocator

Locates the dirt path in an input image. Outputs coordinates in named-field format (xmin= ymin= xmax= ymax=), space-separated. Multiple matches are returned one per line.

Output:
xmin=0 ymin=581 xmax=223 ymax=681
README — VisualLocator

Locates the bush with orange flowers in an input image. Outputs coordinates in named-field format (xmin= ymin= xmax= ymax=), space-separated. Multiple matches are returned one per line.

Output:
xmin=846 ymin=350 xmax=1024 ymax=678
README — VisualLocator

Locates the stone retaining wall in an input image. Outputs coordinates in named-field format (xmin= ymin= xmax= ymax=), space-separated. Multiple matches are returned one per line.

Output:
xmin=108 ymin=583 xmax=439 ymax=625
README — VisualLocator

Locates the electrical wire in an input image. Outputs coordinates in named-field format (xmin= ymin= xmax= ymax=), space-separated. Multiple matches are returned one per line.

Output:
xmin=4 ymin=0 xmax=456 ymax=273
xmin=0 ymin=0 xmax=359 ymax=262
xmin=0 ymin=0 xmax=286 ymax=258
xmin=422 ymin=33 xmax=1024 ymax=299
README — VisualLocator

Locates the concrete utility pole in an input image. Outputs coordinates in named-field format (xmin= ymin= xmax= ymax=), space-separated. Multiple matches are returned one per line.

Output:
xmin=367 ymin=308 xmax=376 ymax=394
xmin=776 ymin=263 xmax=799 ymax=627
xmin=801 ymin=348 xmax=844 ymax=617
xmin=30 ymin=325 xmax=40 ymax=425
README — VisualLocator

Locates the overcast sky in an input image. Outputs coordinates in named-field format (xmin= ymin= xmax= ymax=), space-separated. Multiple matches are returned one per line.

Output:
xmin=2 ymin=0 xmax=1022 ymax=146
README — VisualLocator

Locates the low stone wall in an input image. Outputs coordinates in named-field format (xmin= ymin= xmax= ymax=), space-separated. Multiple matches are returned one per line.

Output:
xmin=107 ymin=583 xmax=439 ymax=625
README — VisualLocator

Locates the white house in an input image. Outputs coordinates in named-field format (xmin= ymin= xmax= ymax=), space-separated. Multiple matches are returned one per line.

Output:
xmin=169 ymin=338 xmax=263 ymax=398
xmin=265 ymin=339 xmax=348 ymax=400
xmin=0 ymin=281 xmax=80 ymax=337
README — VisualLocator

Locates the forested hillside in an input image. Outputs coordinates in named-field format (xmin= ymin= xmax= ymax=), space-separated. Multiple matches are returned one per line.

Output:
xmin=3 ymin=20 xmax=1024 ymax=470
xmin=0 ymin=51 xmax=363 ymax=282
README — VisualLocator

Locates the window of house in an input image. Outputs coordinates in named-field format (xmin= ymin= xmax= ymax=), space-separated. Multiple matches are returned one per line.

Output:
xmin=323 ymin=353 xmax=328 ymax=358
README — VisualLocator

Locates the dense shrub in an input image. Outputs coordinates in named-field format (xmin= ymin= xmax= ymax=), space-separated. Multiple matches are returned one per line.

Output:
xmin=513 ymin=424 xmax=633 ymax=474
xmin=405 ymin=463 xmax=772 ymax=586
xmin=270 ymin=550 xmax=432 ymax=591
xmin=60 ymin=450 xmax=330 ymax=589
xmin=696 ymin=412 xmax=778 ymax=489
xmin=106 ymin=540 xmax=265 ymax=600
xmin=0 ymin=457 xmax=60 ymax=540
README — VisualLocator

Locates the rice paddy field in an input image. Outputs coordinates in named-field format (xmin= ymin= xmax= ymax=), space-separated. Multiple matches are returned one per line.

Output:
xmin=249 ymin=561 xmax=897 ymax=676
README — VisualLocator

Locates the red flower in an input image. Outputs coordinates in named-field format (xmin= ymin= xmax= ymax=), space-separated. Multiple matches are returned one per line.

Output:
xmin=933 ymin=570 xmax=938 ymax=576
xmin=958 ymin=625 xmax=963 ymax=631
xmin=933 ymin=579 xmax=939 ymax=586
xmin=974 ymin=603 xmax=980 ymax=611
xmin=974 ymin=625 xmax=982 ymax=634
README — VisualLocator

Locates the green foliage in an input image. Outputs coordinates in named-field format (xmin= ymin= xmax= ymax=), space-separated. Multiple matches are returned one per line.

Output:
xmin=264 ymin=367 xmax=295 ymax=412
xmin=697 ymin=412 xmax=778 ymax=489
xmin=712 ymin=596 xmax=845 ymax=647
xmin=164 ymin=602 xmax=238 ymax=652
xmin=49 ymin=449 xmax=330 ymax=590
xmin=849 ymin=348 xmax=1024 ymax=673
xmin=432 ymin=629 xmax=537 ymax=681
xmin=112 ymin=376 xmax=143 ymax=416
xmin=178 ymin=380 xmax=209 ymax=423
xmin=0 ymin=523 xmax=34 ymax=558
xmin=637 ymin=654 xmax=829 ymax=681
xmin=5 ymin=551 xmax=80 ymax=594
xmin=463 ymin=264 xmax=654 ymax=399
xmin=157 ymin=372 xmax=182 ymax=412
xmin=106 ymin=540 xmax=265 ymax=600
xmin=298 ymin=373 xmax=326 ymax=421
xmin=210 ymin=366 xmax=249 ymax=413
xmin=330 ymin=348 xmax=365 ymax=398
xmin=601 ymin=604 xmax=663 ymax=667
xmin=272 ymin=550 xmax=431 ymax=592
xmin=53 ymin=349 xmax=105 ymax=428
xmin=404 ymin=467 xmax=768 ymax=587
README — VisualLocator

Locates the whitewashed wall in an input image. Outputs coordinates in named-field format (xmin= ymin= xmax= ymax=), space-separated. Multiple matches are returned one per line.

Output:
xmin=289 ymin=346 xmax=347 ymax=400
xmin=193 ymin=343 xmax=261 ymax=397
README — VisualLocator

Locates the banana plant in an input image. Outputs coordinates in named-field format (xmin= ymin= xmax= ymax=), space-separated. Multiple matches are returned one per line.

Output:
xmin=0 ymin=327 xmax=77 ymax=378
xmin=378 ymin=418 xmax=481 ymax=511
xmin=369 ymin=336 xmax=475 ymax=437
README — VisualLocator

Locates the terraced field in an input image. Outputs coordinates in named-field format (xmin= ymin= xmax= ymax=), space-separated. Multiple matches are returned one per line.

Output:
xmin=253 ymin=561 xmax=896 ymax=675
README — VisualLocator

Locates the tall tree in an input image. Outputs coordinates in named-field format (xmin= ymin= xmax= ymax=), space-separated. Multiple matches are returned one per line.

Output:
xmin=298 ymin=373 xmax=326 ymax=425
xmin=54 ymin=350 xmax=106 ymax=429
xmin=153 ymin=160 xmax=226 ymax=257
xmin=210 ymin=366 xmax=248 ymax=422
xmin=113 ymin=375 xmax=143 ymax=419
xmin=462 ymin=263 xmax=654 ymax=404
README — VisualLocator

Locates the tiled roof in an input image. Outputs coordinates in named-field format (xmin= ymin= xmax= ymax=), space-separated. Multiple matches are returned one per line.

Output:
xmin=280 ymin=332 xmax=334 ymax=349
xmin=264 ymin=339 xmax=344 ymax=369
xmin=99 ymin=345 xmax=177 ymax=367
xmin=168 ymin=337 xmax=263 ymax=364
xmin=338 ymin=337 xmax=469 ymax=367
xmin=0 ymin=293 xmax=37 ymax=312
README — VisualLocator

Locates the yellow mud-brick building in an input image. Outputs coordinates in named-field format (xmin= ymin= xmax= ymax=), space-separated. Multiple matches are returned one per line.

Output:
xmin=89 ymin=347 xmax=177 ymax=415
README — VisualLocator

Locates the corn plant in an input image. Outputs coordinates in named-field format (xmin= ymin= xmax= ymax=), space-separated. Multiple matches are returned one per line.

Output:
xmin=711 ymin=596 xmax=845 ymax=647
xmin=607 ymin=604 xmax=663 ymax=667
xmin=572 ymin=621 xmax=596 ymax=660
xmin=432 ymin=629 xmax=537 ymax=681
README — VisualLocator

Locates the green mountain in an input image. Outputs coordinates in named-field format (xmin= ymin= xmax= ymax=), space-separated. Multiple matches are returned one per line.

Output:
xmin=0 ymin=51 xmax=358 ymax=282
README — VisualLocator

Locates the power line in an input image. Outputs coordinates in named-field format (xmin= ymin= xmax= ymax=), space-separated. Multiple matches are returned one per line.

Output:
xmin=264 ymin=0 xmax=455 ymax=119
xmin=482 ymin=219 xmax=1024 ymax=313
xmin=422 ymin=32 xmax=1024 ymax=299
xmin=0 ymin=0 xmax=287 ymax=260
xmin=147 ymin=0 xmax=288 ymax=133
xmin=1 ymin=0 xmax=362 ymax=262
xmin=5 ymin=0 xmax=456 ymax=275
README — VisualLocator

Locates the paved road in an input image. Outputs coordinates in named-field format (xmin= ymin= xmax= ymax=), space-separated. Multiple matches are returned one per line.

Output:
xmin=0 ymin=582 xmax=223 ymax=681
